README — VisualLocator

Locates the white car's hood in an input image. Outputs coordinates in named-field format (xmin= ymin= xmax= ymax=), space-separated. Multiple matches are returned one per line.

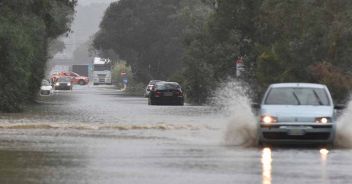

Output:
xmin=260 ymin=105 xmax=334 ymax=120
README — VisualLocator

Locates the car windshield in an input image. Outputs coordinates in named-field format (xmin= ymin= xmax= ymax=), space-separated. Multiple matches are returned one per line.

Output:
xmin=264 ymin=87 xmax=330 ymax=106
xmin=156 ymin=83 xmax=180 ymax=90
xmin=58 ymin=77 xmax=71 ymax=82
xmin=41 ymin=80 xmax=50 ymax=86
xmin=94 ymin=65 xmax=110 ymax=71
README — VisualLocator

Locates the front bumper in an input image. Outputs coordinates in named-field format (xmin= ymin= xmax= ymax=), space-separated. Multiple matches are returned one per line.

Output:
xmin=258 ymin=123 xmax=335 ymax=145
xmin=40 ymin=90 xmax=51 ymax=95
xmin=55 ymin=85 xmax=72 ymax=90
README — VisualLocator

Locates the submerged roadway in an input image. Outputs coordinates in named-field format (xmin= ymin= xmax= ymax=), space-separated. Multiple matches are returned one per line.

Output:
xmin=0 ymin=85 xmax=351 ymax=184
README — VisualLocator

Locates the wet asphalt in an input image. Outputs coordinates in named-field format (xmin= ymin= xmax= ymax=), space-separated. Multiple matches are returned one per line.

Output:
xmin=0 ymin=85 xmax=351 ymax=184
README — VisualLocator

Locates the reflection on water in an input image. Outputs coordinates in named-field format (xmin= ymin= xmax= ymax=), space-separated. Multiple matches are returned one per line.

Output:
xmin=320 ymin=148 xmax=329 ymax=183
xmin=320 ymin=148 xmax=329 ymax=163
xmin=261 ymin=148 xmax=272 ymax=184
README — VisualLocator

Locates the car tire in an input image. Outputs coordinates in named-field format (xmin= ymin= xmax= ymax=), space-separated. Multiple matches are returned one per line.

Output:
xmin=79 ymin=80 xmax=85 ymax=85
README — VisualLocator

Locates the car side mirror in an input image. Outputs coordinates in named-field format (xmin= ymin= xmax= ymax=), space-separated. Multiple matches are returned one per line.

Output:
xmin=334 ymin=104 xmax=345 ymax=110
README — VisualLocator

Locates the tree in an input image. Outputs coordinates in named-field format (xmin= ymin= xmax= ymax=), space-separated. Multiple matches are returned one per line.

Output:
xmin=255 ymin=0 xmax=352 ymax=101
xmin=94 ymin=0 xmax=188 ymax=83
xmin=0 ymin=0 xmax=76 ymax=112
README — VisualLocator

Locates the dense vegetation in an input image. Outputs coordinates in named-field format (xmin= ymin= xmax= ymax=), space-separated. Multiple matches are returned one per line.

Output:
xmin=95 ymin=0 xmax=352 ymax=104
xmin=0 ymin=0 xmax=76 ymax=112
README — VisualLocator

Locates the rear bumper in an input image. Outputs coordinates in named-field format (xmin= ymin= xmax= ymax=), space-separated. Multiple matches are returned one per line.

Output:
xmin=257 ymin=123 xmax=336 ymax=145
xmin=151 ymin=96 xmax=184 ymax=105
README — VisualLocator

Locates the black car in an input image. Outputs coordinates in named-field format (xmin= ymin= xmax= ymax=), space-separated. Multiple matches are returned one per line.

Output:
xmin=144 ymin=80 xmax=163 ymax=97
xmin=148 ymin=82 xmax=184 ymax=105
xmin=54 ymin=77 xmax=72 ymax=90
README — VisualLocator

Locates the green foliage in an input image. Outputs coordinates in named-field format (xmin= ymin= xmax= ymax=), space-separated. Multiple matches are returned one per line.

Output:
xmin=112 ymin=62 xmax=145 ymax=96
xmin=255 ymin=0 xmax=352 ymax=101
xmin=95 ymin=0 xmax=352 ymax=103
xmin=94 ymin=0 xmax=204 ymax=84
xmin=184 ymin=0 xmax=352 ymax=103
xmin=0 ymin=0 xmax=76 ymax=112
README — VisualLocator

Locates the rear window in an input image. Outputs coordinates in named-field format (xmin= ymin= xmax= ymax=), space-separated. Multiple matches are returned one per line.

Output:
xmin=156 ymin=83 xmax=180 ymax=90
xmin=264 ymin=87 xmax=330 ymax=106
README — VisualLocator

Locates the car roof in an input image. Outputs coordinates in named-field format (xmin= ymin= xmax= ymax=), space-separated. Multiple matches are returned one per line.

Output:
xmin=157 ymin=81 xmax=179 ymax=85
xmin=269 ymin=83 xmax=327 ymax=89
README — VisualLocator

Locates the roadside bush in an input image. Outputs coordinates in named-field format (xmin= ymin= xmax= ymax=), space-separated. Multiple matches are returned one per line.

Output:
xmin=0 ymin=0 xmax=76 ymax=112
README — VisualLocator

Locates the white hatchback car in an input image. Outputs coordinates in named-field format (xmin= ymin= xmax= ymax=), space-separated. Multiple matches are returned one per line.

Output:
xmin=40 ymin=79 xmax=53 ymax=96
xmin=256 ymin=83 xmax=338 ymax=147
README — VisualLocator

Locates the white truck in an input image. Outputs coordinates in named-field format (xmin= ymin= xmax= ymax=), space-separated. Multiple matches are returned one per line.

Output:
xmin=93 ymin=57 xmax=112 ymax=85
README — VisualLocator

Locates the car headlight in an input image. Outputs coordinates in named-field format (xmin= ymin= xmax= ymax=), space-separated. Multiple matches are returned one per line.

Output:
xmin=55 ymin=82 xmax=59 ymax=86
xmin=315 ymin=117 xmax=331 ymax=124
xmin=67 ymin=83 xmax=71 ymax=86
xmin=260 ymin=115 xmax=278 ymax=124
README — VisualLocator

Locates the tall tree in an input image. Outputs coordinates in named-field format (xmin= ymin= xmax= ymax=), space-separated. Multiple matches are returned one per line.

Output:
xmin=0 ymin=0 xmax=76 ymax=112
xmin=94 ymin=0 xmax=193 ymax=83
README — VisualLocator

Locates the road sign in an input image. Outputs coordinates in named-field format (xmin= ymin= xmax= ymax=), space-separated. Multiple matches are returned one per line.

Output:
xmin=236 ymin=57 xmax=244 ymax=77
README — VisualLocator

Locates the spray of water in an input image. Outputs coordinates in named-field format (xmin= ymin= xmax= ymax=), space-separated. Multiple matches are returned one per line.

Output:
xmin=335 ymin=100 xmax=352 ymax=148
xmin=211 ymin=80 xmax=257 ymax=147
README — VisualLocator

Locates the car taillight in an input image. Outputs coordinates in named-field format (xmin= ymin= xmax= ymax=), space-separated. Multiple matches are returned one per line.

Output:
xmin=176 ymin=91 xmax=183 ymax=96
xmin=155 ymin=92 xmax=161 ymax=97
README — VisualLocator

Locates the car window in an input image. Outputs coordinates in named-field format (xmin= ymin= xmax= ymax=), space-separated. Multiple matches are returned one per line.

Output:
xmin=71 ymin=72 xmax=79 ymax=77
xmin=58 ymin=77 xmax=71 ymax=82
xmin=265 ymin=87 xmax=330 ymax=106
xmin=41 ymin=80 xmax=50 ymax=86
xmin=156 ymin=83 xmax=180 ymax=90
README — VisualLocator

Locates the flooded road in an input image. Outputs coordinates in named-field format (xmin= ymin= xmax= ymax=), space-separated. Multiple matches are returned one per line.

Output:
xmin=0 ymin=85 xmax=352 ymax=183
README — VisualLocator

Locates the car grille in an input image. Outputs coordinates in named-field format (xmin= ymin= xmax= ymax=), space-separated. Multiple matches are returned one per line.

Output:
xmin=263 ymin=132 xmax=331 ymax=140
xmin=98 ymin=74 xmax=106 ymax=82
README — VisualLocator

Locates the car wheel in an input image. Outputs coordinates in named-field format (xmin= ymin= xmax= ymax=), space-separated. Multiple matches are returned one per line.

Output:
xmin=79 ymin=80 xmax=85 ymax=85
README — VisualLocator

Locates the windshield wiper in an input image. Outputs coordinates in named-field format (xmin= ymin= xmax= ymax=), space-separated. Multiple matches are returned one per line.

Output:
xmin=292 ymin=91 xmax=301 ymax=105
xmin=313 ymin=90 xmax=323 ymax=105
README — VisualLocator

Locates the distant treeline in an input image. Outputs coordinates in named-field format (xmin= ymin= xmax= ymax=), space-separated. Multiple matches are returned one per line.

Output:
xmin=95 ymin=0 xmax=352 ymax=104
xmin=0 ymin=0 xmax=76 ymax=112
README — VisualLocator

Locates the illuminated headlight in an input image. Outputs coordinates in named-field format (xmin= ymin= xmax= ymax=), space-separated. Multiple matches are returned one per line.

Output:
xmin=55 ymin=82 xmax=59 ymax=86
xmin=315 ymin=117 xmax=331 ymax=124
xmin=260 ymin=115 xmax=278 ymax=124
xmin=67 ymin=83 xmax=71 ymax=86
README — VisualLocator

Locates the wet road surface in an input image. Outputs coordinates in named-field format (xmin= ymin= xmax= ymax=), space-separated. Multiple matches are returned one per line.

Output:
xmin=0 ymin=85 xmax=352 ymax=184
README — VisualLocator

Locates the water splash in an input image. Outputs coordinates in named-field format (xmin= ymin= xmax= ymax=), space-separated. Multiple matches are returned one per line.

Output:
xmin=0 ymin=122 xmax=205 ymax=131
xmin=211 ymin=80 xmax=257 ymax=147
xmin=335 ymin=100 xmax=352 ymax=148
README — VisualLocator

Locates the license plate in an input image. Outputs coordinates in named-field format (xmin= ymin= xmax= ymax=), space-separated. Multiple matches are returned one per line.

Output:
xmin=288 ymin=129 xmax=305 ymax=136
xmin=163 ymin=92 xmax=173 ymax=96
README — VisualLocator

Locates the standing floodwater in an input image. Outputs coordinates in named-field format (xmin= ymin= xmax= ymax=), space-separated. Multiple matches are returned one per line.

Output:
xmin=0 ymin=85 xmax=352 ymax=183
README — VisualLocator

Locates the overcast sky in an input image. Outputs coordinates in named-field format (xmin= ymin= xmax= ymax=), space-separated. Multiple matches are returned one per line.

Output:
xmin=54 ymin=0 xmax=118 ymax=59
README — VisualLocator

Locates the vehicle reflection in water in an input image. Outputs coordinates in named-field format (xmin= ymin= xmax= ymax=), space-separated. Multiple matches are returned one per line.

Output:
xmin=320 ymin=148 xmax=329 ymax=162
xmin=320 ymin=148 xmax=329 ymax=183
xmin=261 ymin=147 xmax=272 ymax=184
